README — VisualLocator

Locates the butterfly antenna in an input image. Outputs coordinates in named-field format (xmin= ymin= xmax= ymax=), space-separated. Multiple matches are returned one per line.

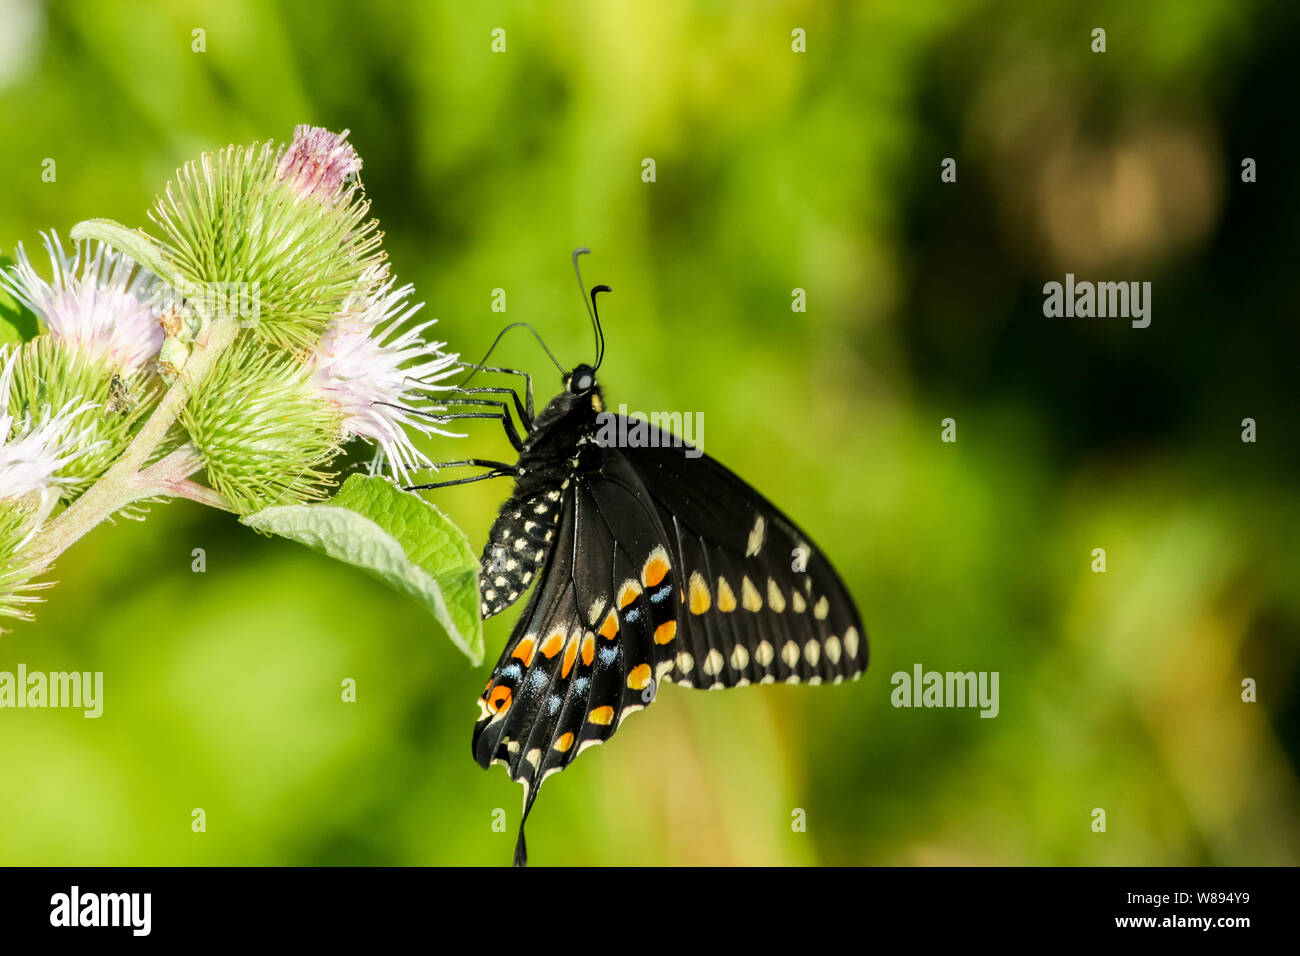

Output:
xmin=590 ymin=284 xmax=611 ymax=371
xmin=459 ymin=321 xmax=565 ymax=389
xmin=572 ymin=247 xmax=606 ymax=370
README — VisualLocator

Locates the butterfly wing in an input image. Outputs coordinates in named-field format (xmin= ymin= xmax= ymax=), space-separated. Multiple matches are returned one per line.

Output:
xmin=617 ymin=421 xmax=868 ymax=688
xmin=472 ymin=465 xmax=680 ymax=865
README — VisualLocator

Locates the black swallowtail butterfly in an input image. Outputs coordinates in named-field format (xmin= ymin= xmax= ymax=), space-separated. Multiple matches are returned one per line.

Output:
xmin=408 ymin=251 xmax=867 ymax=866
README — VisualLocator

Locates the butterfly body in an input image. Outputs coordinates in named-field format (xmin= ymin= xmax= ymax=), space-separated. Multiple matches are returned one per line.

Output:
xmin=477 ymin=368 xmax=604 ymax=620
xmin=469 ymin=362 xmax=868 ymax=865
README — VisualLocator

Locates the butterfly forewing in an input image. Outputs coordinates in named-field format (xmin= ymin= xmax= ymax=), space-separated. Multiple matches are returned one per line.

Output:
xmin=620 ymin=427 xmax=868 ymax=688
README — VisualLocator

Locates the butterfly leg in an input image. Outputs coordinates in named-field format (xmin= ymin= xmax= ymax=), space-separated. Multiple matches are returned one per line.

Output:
xmin=435 ymin=400 xmax=527 ymax=451
xmin=374 ymin=401 xmax=526 ymax=451
xmin=404 ymin=471 xmax=511 ymax=490
xmin=425 ymin=458 xmax=515 ymax=470
xmin=403 ymin=458 xmax=515 ymax=491
xmin=438 ymin=397 xmax=532 ymax=442
xmin=453 ymin=361 xmax=534 ymax=423
xmin=447 ymin=386 xmax=532 ymax=431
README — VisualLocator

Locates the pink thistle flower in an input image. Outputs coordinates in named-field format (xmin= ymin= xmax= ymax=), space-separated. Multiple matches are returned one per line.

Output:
xmin=276 ymin=125 xmax=363 ymax=202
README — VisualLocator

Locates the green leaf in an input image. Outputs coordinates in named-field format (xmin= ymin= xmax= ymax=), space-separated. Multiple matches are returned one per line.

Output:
xmin=70 ymin=218 xmax=172 ymax=280
xmin=242 ymin=474 xmax=484 ymax=664
xmin=0 ymin=252 xmax=39 ymax=345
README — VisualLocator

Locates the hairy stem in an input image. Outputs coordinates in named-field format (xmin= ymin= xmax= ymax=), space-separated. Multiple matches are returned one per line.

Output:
xmin=19 ymin=316 xmax=239 ymax=573
xmin=133 ymin=448 xmax=235 ymax=512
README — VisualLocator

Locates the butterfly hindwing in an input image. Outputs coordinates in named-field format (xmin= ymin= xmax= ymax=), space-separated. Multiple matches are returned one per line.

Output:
xmin=474 ymin=462 xmax=679 ymax=863
xmin=583 ymin=453 xmax=681 ymax=692
xmin=472 ymin=483 xmax=579 ymax=775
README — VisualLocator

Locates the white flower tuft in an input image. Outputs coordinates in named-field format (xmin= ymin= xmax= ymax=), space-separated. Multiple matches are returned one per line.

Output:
xmin=1 ymin=232 xmax=163 ymax=373
xmin=0 ymin=347 xmax=100 ymax=503
xmin=308 ymin=280 xmax=461 ymax=483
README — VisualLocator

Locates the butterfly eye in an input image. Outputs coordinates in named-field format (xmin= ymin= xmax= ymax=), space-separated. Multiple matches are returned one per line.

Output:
xmin=567 ymin=364 xmax=596 ymax=393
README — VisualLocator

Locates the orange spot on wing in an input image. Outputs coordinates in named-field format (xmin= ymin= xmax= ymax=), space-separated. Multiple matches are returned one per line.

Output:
xmin=581 ymin=632 xmax=595 ymax=666
xmin=599 ymin=611 xmax=619 ymax=640
xmin=619 ymin=582 xmax=642 ymax=608
xmin=654 ymin=620 xmax=677 ymax=645
xmin=487 ymin=684 xmax=512 ymax=714
xmin=642 ymin=550 xmax=670 ymax=587
xmin=627 ymin=663 xmax=652 ymax=689
xmin=588 ymin=706 xmax=614 ymax=725
xmin=554 ymin=732 xmax=574 ymax=752
xmin=540 ymin=629 xmax=564 ymax=658
xmin=512 ymin=636 xmax=536 ymax=666
xmin=562 ymin=633 xmax=579 ymax=678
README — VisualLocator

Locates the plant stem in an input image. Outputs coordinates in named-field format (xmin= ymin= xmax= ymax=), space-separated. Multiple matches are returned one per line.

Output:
xmin=130 ymin=446 xmax=234 ymax=509
xmin=19 ymin=316 xmax=239 ymax=574
xmin=133 ymin=449 xmax=235 ymax=512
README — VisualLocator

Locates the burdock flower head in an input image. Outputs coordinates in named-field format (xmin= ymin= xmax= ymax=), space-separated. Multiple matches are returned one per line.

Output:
xmin=0 ymin=348 xmax=85 ymax=623
xmin=165 ymin=127 xmax=466 ymax=513
xmin=0 ymin=345 xmax=99 ymax=615
xmin=179 ymin=326 xmax=353 ymax=517
xmin=0 ymin=346 xmax=98 ymax=506
xmin=1 ymin=232 xmax=163 ymax=372
xmin=0 ymin=235 xmax=161 ymax=500
xmin=308 ymin=279 xmax=461 ymax=483
xmin=148 ymin=128 xmax=386 ymax=351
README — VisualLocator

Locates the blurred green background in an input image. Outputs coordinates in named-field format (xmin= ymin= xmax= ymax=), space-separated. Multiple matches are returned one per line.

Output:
xmin=1 ymin=0 xmax=1298 ymax=865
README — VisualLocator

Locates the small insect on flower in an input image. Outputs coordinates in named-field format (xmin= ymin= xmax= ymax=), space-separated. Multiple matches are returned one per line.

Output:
xmin=0 ymin=232 xmax=163 ymax=373
xmin=307 ymin=280 xmax=462 ymax=484
xmin=106 ymin=374 xmax=134 ymax=415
